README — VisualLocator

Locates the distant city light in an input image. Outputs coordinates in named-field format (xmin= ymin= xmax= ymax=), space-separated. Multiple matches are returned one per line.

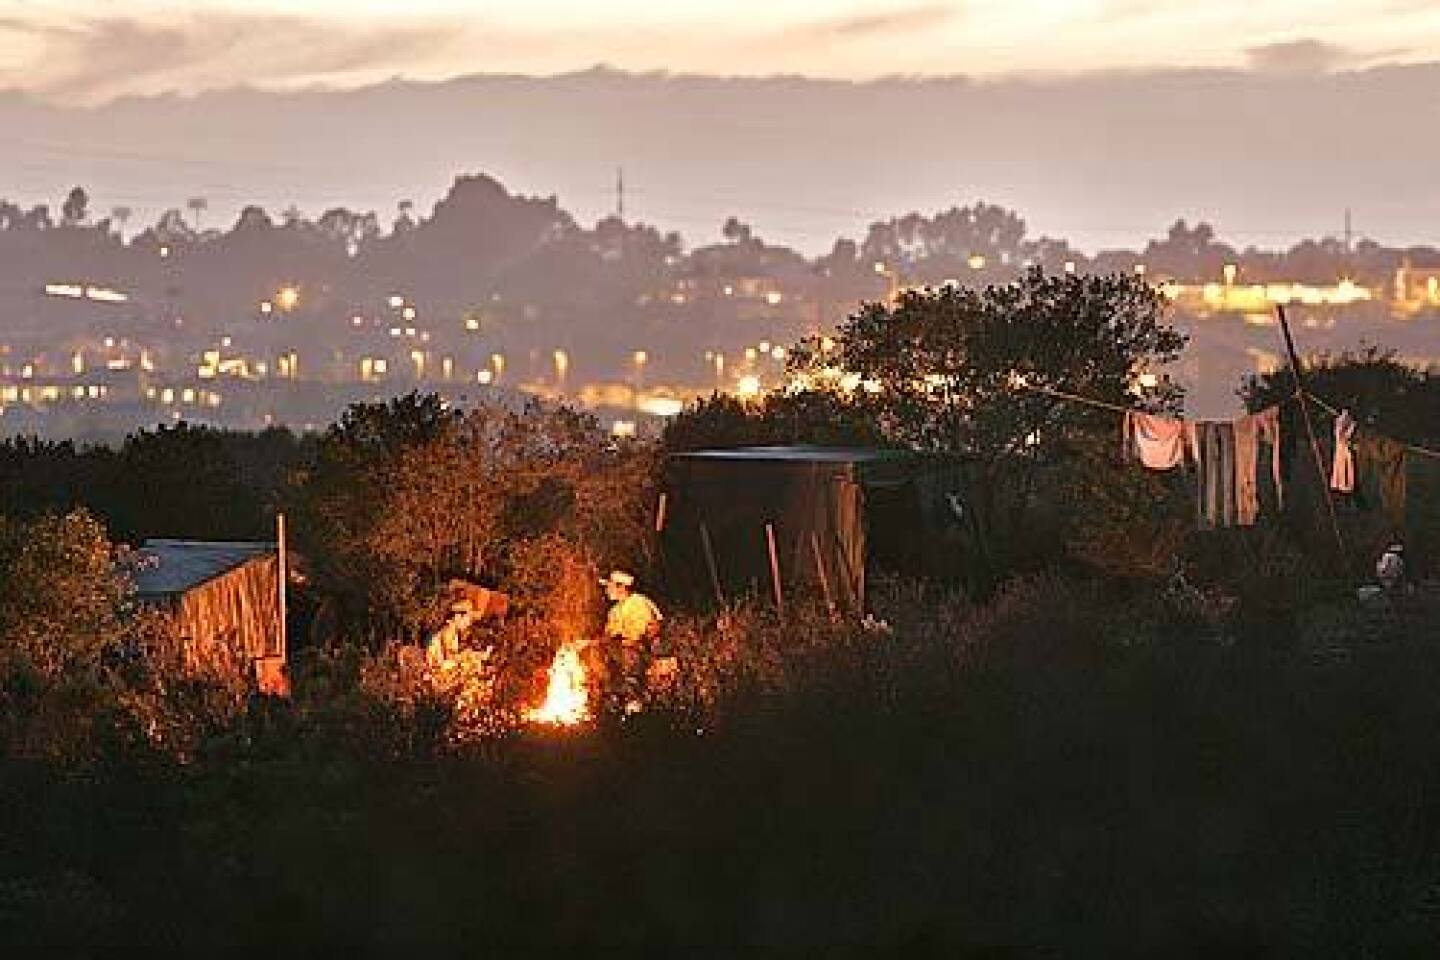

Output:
xmin=477 ymin=369 xmax=494 ymax=385
xmin=388 ymin=294 xmax=405 ymax=309
xmin=736 ymin=375 xmax=762 ymax=399
xmin=611 ymin=420 xmax=637 ymax=439
xmin=275 ymin=287 xmax=300 ymax=312
xmin=765 ymin=290 xmax=783 ymax=306
xmin=402 ymin=306 xmax=417 ymax=321
xmin=967 ymin=254 xmax=987 ymax=270
xmin=636 ymin=395 xmax=684 ymax=417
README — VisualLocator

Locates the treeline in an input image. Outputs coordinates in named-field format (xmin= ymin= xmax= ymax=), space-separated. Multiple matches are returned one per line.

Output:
xmin=5 ymin=271 xmax=1436 ymax=610
xmin=6 ymin=175 xmax=1439 ymax=384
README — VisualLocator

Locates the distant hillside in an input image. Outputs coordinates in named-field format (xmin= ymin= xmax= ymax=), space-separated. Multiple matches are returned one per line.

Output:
xmin=2 ymin=64 xmax=1438 ymax=253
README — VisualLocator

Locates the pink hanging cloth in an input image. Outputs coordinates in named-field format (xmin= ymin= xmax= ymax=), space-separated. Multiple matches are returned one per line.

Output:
xmin=1124 ymin=411 xmax=1187 ymax=471
xmin=1330 ymin=409 xmax=1356 ymax=493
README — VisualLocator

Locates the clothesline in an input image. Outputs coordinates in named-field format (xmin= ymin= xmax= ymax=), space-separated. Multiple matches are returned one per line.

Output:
xmin=1014 ymin=379 xmax=1299 ymax=420
xmin=1302 ymin=391 xmax=1440 ymax=462
xmin=1013 ymin=377 xmax=1440 ymax=462
xmin=1014 ymin=380 xmax=1135 ymax=416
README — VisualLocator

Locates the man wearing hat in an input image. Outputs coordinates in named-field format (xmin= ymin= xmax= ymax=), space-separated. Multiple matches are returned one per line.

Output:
xmin=600 ymin=570 xmax=662 ymax=710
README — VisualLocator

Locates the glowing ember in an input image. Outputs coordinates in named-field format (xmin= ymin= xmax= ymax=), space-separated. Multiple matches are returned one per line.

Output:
xmin=526 ymin=644 xmax=590 ymax=726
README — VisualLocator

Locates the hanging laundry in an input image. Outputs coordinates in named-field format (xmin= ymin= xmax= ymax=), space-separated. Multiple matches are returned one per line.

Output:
xmin=1355 ymin=434 xmax=1407 ymax=532
xmin=1330 ymin=409 xmax=1356 ymax=493
xmin=1234 ymin=406 xmax=1284 ymax=525
xmin=1187 ymin=421 xmax=1240 ymax=529
xmin=1124 ymin=411 xmax=1188 ymax=471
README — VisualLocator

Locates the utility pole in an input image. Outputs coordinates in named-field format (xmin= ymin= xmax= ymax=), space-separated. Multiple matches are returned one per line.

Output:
xmin=616 ymin=167 xmax=625 ymax=221
xmin=1343 ymin=207 xmax=1353 ymax=256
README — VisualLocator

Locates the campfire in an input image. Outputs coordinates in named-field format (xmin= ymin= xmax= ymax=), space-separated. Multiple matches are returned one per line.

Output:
xmin=525 ymin=643 xmax=590 ymax=726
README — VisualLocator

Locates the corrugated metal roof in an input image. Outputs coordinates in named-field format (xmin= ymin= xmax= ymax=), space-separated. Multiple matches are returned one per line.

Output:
xmin=133 ymin=539 xmax=276 ymax=598
xmin=672 ymin=445 xmax=912 ymax=464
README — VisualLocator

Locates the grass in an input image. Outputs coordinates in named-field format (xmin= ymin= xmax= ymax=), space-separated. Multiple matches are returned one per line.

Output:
xmin=3 ymin=579 xmax=1440 ymax=954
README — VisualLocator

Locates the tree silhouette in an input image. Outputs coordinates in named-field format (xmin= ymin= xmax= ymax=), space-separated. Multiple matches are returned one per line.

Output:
xmin=61 ymin=186 xmax=89 ymax=227
xmin=721 ymin=216 xmax=753 ymax=244
xmin=394 ymin=199 xmax=417 ymax=234
xmin=807 ymin=269 xmax=1187 ymax=586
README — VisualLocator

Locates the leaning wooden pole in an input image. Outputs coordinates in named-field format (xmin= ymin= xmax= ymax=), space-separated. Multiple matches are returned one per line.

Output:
xmin=764 ymin=523 xmax=785 ymax=619
xmin=1275 ymin=304 xmax=1347 ymax=565
xmin=275 ymin=512 xmax=289 ymax=661
xmin=811 ymin=531 xmax=837 ymax=620
xmin=699 ymin=522 xmax=725 ymax=607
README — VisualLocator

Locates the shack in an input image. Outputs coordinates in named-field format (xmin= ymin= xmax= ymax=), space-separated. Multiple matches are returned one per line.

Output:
xmin=133 ymin=539 xmax=287 ymax=694
xmin=661 ymin=446 xmax=967 ymax=614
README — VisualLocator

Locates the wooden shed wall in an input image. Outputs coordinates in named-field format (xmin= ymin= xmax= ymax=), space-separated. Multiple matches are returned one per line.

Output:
xmin=170 ymin=555 xmax=282 ymax=666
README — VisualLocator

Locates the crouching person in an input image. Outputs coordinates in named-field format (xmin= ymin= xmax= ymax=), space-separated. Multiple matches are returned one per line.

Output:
xmin=426 ymin=598 xmax=475 ymax=668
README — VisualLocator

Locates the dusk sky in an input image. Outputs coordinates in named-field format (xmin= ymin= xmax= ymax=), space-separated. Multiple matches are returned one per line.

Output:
xmin=3 ymin=0 xmax=1439 ymax=102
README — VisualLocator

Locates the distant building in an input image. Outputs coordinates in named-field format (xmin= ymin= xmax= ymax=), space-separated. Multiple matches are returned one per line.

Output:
xmin=1393 ymin=262 xmax=1440 ymax=315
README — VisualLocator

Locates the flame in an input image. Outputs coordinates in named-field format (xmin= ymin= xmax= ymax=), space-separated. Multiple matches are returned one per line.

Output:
xmin=526 ymin=644 xmax=590 ymax=726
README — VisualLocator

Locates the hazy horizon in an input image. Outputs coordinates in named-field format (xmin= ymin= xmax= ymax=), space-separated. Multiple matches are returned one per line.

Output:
xmin=3 ymin=63 xmax=1439 ymax=255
